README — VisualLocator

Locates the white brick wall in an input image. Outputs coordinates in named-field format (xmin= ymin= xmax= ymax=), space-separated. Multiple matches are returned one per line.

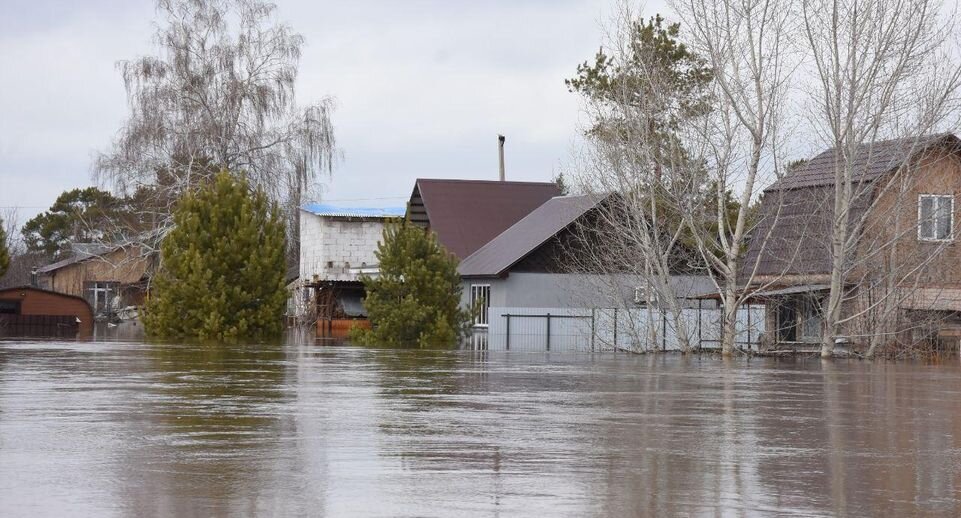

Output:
xmin=299 ymin=212 xmax=388 ymax=283
xmin=299 ymin=211 xmax=327 ymax=283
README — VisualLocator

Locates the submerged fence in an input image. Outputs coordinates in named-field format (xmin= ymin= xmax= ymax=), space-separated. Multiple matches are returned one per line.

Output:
xmin=466 ymin=305 xmax=766 ymax=352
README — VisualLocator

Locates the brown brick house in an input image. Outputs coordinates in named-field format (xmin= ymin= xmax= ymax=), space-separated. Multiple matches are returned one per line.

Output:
xmin=745 ymin=133 xmax=961 ymax=350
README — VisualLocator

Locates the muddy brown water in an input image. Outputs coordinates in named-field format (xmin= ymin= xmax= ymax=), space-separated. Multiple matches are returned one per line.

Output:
xmin=1 ymin=339 xmax=960 ymax=517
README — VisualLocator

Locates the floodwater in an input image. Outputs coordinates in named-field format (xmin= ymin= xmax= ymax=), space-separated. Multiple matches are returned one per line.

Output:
xmin=1 ymin=340 xmax=961 ymax=517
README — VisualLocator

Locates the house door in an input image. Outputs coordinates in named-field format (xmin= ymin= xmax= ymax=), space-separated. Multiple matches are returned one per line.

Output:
xmin=777 ymin=301 xmax=797 ymax=342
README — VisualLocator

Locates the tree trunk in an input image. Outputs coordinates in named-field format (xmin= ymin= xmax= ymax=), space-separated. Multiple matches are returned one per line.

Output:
xmin=721 ymin=277 xmax=738 ymax=356
xmin=821 ymin=265 xmax=844 ymax=358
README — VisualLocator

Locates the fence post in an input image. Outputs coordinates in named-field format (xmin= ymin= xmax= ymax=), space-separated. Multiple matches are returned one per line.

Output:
xmin=591 ymin=308 xmax=596 ymax=352
xmin=747 ymin=304 xmax=752 ymax=352
xmin=505 ymin=314 xmax=511 ymax=351
xmin=662 ymin=310 xmax=667 ymax=352
xmin=546 ymin=313 xmax=551 ymax=351
xmin=697 ymin=298 xmax=703 ymax=351
xmin=613 ymin=308 xmax=618 ymax=350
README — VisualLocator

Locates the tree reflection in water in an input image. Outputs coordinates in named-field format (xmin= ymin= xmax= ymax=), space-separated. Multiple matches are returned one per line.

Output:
xmin=133 ymin=343 xmax=296 ymax=516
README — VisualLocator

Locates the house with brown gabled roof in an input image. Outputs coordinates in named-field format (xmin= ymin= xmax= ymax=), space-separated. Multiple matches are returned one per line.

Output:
xmin=458 ymin=193 xmax=714 ymax=329
xmin=745 ymin=133 xmax=961 ymax=351
xmin=406 ymin=178 xmax=561 ymax=259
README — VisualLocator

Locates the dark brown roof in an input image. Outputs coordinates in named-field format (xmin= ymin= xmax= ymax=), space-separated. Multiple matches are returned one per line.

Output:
xmin=458 ymin=194 xmax=602 ymax=277
xmin=746 ymin=133 xmax=960 ymax=278
xmin=408 ymin=179 xmax=561 ymax=259
xmin=769 ymin=133 xmax=958 ymax=191
xmin=743 ymin=186 xmax=862 ymax=277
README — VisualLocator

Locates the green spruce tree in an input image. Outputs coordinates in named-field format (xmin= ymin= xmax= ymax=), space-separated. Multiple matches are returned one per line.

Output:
xmin=144 ymin=171 xmax=287 ymax=341
xmin=0 ymin=218 xmax=9 ymax=278
xmin=353 ymin=221 xmax=471 ymax=347
xmin=566 ymin=14 xmax=713 ymax=147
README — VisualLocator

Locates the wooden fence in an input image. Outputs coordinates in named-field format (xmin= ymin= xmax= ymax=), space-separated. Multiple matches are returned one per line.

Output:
xmin=0 ymin=315 xmax=80 ymax=338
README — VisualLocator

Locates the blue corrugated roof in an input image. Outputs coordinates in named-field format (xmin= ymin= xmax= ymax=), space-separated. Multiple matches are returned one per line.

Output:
xmin=301 ymin=203 xmax=406 ymax=218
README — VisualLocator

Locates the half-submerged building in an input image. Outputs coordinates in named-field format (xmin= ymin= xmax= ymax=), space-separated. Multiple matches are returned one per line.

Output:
xmin=35 ymin=243 xmax=152 ymax=320
xmin=295 ymin=204 xmax=405 ymax=335
xmin=745 ymin=133 xmax=961 ymax=352
xmin=0 ymin=286 xmax=94 ymax=338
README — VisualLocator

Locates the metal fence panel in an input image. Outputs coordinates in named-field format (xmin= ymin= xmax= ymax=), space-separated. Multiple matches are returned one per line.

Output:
xmin=472 ymin=305 xmax=766 ymax=352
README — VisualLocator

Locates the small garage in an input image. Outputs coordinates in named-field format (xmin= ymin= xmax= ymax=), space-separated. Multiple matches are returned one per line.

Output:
xmin=0 ymin=286 xmax=94 ymax=338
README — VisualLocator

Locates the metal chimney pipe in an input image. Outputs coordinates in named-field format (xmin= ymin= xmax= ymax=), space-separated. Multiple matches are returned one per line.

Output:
xmin=497 ymin=134 xmax=506 ymax=181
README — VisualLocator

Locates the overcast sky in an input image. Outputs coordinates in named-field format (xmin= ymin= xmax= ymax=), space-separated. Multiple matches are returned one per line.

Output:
xmin=0 ymin=0 xmax=672 ymax=226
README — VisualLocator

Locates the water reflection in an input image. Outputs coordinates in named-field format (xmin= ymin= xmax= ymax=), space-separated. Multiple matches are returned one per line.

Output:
xmin=124 ymin=345 xmax=298 ymax=516
xmin=1 ymin=341 xmax=961 ymax=516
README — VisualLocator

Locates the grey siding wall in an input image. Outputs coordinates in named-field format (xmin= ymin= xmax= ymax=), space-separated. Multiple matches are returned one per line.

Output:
xmin=461 ymin=273 xmax=716 ymax=312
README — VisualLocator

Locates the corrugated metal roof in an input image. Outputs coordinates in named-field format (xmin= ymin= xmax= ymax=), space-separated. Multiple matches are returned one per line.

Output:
xmin=458 ymin=194 xmax=602 ymax=277
xmin=411 ymin=178 xmax=561 ymax=259
xmin=301 ymin=203 xmax=405 ymax=218
xmin=37 ymin=243 xmax=118 ymax=274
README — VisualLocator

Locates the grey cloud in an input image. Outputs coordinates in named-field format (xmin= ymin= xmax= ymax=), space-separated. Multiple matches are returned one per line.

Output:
xmin=0 ymin=0 xmax=670 ymax=224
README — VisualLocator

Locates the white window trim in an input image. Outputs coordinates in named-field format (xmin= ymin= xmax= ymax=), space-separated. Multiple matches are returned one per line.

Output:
xmin=470 ymin=284 xmax=491 ymax=328
xmin=918 ymin=194 xmax=955 ymax=242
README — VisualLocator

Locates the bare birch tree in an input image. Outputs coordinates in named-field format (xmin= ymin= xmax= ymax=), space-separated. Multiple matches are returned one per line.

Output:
xmin=799 ymin=0 xmax=961 ymax=357
xmin=672 ymin=0 xmax=795 ymax=356
xmin=96 ymin=0 xmax=336 ymax=257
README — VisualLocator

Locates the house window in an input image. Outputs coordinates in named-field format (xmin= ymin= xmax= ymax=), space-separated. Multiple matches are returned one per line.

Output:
xmin=0 ymin=300 xmax=21 ymax=315
xmin=470 ymin=285 xmax=491 ymax=327
xmin=799 ymin=298 xmax=822 ymax=343
xmin=918 ymin=194 xmax=954 ymax=241
xmin=84 ymin=281 xmax=120 ymax=313
xmin=776 ymin=296 xmax=822 ymax=343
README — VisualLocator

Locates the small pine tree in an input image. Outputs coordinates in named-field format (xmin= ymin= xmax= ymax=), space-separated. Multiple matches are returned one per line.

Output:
xmin=0 ymin=218 xmax=9 ymax=278
xmin=144 ymin=171 xmax=287 ymax=341
xmin=353 ymin=221 xmax=471 ymax=347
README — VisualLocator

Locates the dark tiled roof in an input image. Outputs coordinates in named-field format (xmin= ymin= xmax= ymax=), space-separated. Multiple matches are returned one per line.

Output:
xmin=769 ymin=133 xmax=958 ymax=190
xmin=458 ymin=194 xmax=602 ymax=277
xmin=743 ymin=186 xmax=856 ymax=277
xmin=746 ymin=133 xmax=960 ymax=278
xmin=410 ymin=179 xmax=561 ymax=259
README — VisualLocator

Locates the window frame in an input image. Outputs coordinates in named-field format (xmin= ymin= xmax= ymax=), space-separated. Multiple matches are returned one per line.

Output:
xmin=83 ymin=281 xmax=121 ymax=313
xmin=470 ymin=284 xmax=491 ymax=328
xmin=918 ymin=194 xmax=955 ymax=242
xmin=0 ymin=299 xmax=22 ymax=315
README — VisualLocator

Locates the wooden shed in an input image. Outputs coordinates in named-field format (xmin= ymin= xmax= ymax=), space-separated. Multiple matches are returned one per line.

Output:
xmin=0 ymin=286 xmax=94 ymax=338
